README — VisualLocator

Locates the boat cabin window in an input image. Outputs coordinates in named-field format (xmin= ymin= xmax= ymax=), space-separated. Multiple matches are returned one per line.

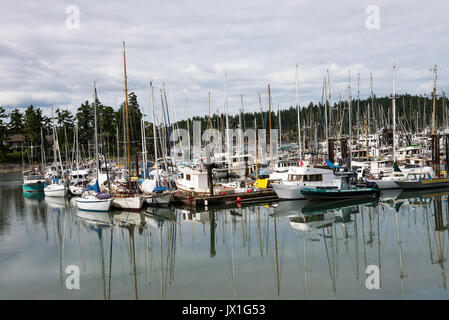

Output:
xmin=186 ymin=174 xmax=191 ymax=181
xmin=288 ymin=174 xmax=323 ymax=182
xmin=28 ymin=175 xmax=44 ymax=180
xmin=288 ymin=174 xmax=301 ymax=181
xmin=305 ymin=174 xmax=322 ymax=182
xmin=407 ymin=173 xmax=431 ymax=181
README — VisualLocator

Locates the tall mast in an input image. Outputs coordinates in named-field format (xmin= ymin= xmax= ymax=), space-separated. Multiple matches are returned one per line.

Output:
xmin=324 ymin=77 xmax=328 ymax=141
xmin=432 ymin=65 xmax=438 ymax=134
xmin=239 ymin=94 xmax=244 ymax=177
xmin=225 ymin=73 xmax=231 ymax=169
xmin=40 ymin=126 xmax=45 ymax=171
xmin=278 ymin=104 xmax=282 ymax=147
xmin=254 ymin=117 xmax=258 ymax=178
xmin=51 ymin=107 xmax=57 ymax=167
xmin=116 ymin=126 xmax=119 ymax=166
xmin=296 ymin=65 xmax=302 ymax=159
xmin=122 ymin=41 xmax=131 ymax=187
xmin=208 ymin=91 xmax=212 ymax=129
xmin=327 ymin=69 xmax=332 ymax=137
xmin=392 ymin=64 xmax=397 ymax=162
xmin=348 ymin=70 xmax=352 ymax=169
xmin=444 ymin=91 xmax=447 ymax=132
xmin=141 ymin=117 xmax=146 ymax=177
xmin=185 ymin=97 xmax=191 ymax=161
xmin=370 ymin=73 xmax=374 ymax=134
xmin=268 ymin=84 xmax=273 ymax=170
xmin=76 ymin=122 xmax=80 ymax=172
xmin=150 ymin=81 xmax=159 ymax=186
xmin=93 ymin=81 xmax=99 ymax=181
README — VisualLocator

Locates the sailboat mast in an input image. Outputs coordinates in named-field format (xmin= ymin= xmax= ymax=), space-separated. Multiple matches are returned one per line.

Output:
xmin=327 ymin=69 xmax=332 ymax=137
xmin=123 ymin=41 xmax=131 ymax=186
xmin=348 ymin=71 xmax=352 ymax=169
xmin=392 ymin=64 xmax=397 ymax=162
xmin=93 ymin=81 xmax=99 ymax=181
xmin=150 ymin=81 xmax=159 ymax=186
xmin=278 ymin=104 xmax=282 ymax=148
xmin=324 ymin=77 xmax=328 ymax=141
xmin=225 ymin=74 xmax=231 ymax=169
xmin=40 ymin=126 xmax=45 ymax=171
xmin=432 ymin=65 xmax=438 ymax=134
xmin=296 ymin=65 xmax=302 ymax=160
xmin=268 ymin=84 xmax=273 ymax=170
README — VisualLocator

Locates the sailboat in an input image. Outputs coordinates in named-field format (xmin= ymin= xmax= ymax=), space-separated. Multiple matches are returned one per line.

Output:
xmin=75 ymin=82 xmax=113 ymax=212
xmin=22 ymin=143 xmax=47 ymax=193
xmin=140 ymin=81 xmax=174 ymax=207
xmin=44 ymin=107 xmax=67 ymax=197
xmin=111 ymin=42 xmax=144 ymax=211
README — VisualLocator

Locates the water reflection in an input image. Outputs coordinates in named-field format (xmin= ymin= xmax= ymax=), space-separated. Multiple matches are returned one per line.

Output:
xmin=2 ymin=172 xmax=449 ymax=299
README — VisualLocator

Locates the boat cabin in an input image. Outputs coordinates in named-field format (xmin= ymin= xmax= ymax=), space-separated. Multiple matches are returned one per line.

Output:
xmin=176 ymin=167 xmax=210 ymax=193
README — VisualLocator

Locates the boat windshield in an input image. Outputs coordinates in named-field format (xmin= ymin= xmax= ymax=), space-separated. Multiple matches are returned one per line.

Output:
xmin=26 ymin=175 xmax=45 ymax=180
xmin=288 ymin=174 xmax=323 ymax=182
xmin=406 ymin=173 xmax=431 ymax=181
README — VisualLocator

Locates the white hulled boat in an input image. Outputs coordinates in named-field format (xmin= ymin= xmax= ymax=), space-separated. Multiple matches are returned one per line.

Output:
xmin=44 ymin=183 xmax=67 ymax=197
xmin=272 ymin=166 xmax=340 ymax=200
xmin=75 ymin=193 xmax=113 ymax=212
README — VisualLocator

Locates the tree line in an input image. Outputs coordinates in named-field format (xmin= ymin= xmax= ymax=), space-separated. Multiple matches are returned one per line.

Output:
xmin=1 ymin=92 xmax=447 ymax=163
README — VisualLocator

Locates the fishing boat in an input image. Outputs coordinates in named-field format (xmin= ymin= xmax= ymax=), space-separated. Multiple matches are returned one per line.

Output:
xmin=394 ymin=168 xmax=449 ymax=190
xmin=22 ymin=172 xmax=46 ymax=193
xmin=175 ymin=167 xmax=236 ymax=196
xmin=271 ymin=166 xmax=339 ymax=200
xmin=300 ymin=173 xmax=380 ymax=201
xmin=366 ymin=163 xmax=406 ymax=190
xmin=300 ymin=185 xmax=380 ymax=200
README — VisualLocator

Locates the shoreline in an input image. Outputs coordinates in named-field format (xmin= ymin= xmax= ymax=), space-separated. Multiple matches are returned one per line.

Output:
xmin=0 ymin=164 xmax=23 ymax=174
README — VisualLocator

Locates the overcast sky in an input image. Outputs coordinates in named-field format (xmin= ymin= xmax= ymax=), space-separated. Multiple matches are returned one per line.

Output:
xmin=1 ymin=0 xmax=448 ymax=120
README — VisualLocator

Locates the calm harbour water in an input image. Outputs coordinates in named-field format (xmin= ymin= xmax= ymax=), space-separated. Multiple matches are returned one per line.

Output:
xmin=1 ymin=171 xmax=449 ymax=300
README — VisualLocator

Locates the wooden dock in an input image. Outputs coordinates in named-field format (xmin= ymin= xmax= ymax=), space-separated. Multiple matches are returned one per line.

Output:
xmin=173 ymin=188 xmax=278 ymax=207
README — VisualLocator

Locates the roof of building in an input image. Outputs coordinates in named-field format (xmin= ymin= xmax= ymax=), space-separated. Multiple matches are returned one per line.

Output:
xmin=6 ymin=134 xmax=25 ymax=142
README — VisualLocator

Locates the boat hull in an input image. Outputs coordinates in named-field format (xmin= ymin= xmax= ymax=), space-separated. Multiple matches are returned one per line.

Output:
xmin=23 ymin=182 xmax=45 ymax=193
xmin=366 ymin=179 xmax=400 ymax=190
xmin=75 ymin=198 xmax=113 ymax=212
xmin=394 ymin=179 xmax=449 ymax=190
xmin=112 ymin=196 xmax=144 ymax=211
xmin=145 ymin=191 xmax=174 ymax=207
xmin=272 ymin=183 xmax=305 ymax=200
xmin=300 ymin=187 xmax=380 ymax=200
xmin=44 ymin=185 xmax=67 ymax=197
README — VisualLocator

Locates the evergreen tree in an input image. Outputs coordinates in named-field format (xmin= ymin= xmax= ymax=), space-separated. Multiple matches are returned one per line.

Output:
xmin=0 ymin=107 xmax=8 ymax=150
xmin=8 ymin=108 xmax=24 ymax=134
xmin=115 ymin=92 xmax=142 ymax=154
xmin=23 ymin=105 xmax=44 ymax=145
xmin=76 ymin=100 xmax=94 ymax=146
